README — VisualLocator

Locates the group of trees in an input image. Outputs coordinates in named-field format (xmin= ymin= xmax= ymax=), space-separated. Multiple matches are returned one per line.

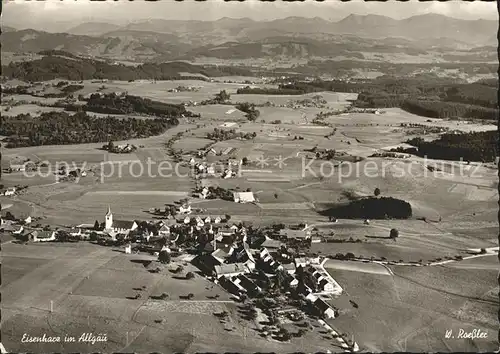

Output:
xmin=1 ymin=111 xmax=179 ymax=147
xmin=206 ymin=127 xmax=256 ymax=142
xmin=235 ymin=102 xmax=260 ymax=121
xmin=68 ymin=93 xmax=196 ymax=118
xmin=407 ymin=131 xmax=498 ymax=162
xmin=322 ymin=196 xmax=413 ymax=219
xmin=236 ymin=86 xmax=304 ymax=95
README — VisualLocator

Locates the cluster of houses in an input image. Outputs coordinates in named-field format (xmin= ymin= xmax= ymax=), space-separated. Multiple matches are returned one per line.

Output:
xmin=0 ymin=215 xmax=57 ymax=242
xmin=191 ymin=224 xmax=342 ymax=320
xmin=190 ymin=157 xmax=240 ymax=180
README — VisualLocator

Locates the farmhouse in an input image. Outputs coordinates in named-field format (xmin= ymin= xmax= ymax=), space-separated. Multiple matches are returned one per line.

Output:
xmin=4 ymin=187 xmax=17 ymax=196
xmin=178 ymin=204 xmax=192 ymax=214
xmin=232 ymin=274 xmax=262 ymax=296
xmin=157 ymin=224 xmax=170 ymax=237
xmin=314 ymin=298 xmax=336 ymax=319
xmin=280 ymin=228 xmax=311 ymax=240
xmin=104 ymin=207 xmax=138 ymax=234
xmin=233 ymin=191 xmax=255 ymax=203
xmin=254 ymin=236 xmax=283 ymax=250
xmin=28 ymin=230 xmax=56 ymax=242
xmin=214 ymin=263 xmax=250 ymax=278
xmin=294 ymin=257 xmax=309 ymax=268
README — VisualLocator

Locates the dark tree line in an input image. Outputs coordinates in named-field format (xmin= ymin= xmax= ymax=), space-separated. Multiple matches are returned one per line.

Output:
xmin=2 ymin=52 xmax=253 ymax=82
xmin=67 ymin=93 xmax=197 ymax=118
xmin=407 ymin=131 xmax=498 ymax=162
xmin=236 ymin=86 xmax=304 ymax=95
xmin=1 ymin=111 xmax=179 ymax=148
xmin=321 ymin=197 xmax=413 ymax=219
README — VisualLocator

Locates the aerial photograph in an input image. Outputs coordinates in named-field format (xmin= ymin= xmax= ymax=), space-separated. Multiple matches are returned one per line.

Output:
xmin=0 ymin=0 xmax=498 ymax=352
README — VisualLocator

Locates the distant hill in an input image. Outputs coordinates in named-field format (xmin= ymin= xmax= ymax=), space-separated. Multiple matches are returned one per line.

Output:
xmin=2 ymin=51 xmax=253 ymax=81
xmin=66 ymin=22 xmax=122 ymax=36
xmin=1 ymin=29 xmax=188 ymax=62
xmin=3 ymin=14 xmax=495 ymax=63
xmin=2 ymin=26 xmax=17 ymax=33
xmin=117 ymin=14 xmax=496 ymax=46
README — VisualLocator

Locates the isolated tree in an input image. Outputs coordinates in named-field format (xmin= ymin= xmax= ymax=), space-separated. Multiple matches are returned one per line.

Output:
xmin=215 ymin=90 xmax=230 ymax=103
xmin=274 ymin=193 xmax=278 ymax=199
xmin=389 ymin=228 xmax=399 ymax=239
xmin=242 ymin=157 xmax=249 ymax=165
xmin=374 ymin=188 xmax=381 ymax=197
xmin=158 ymin=250 xmax=171 ymax=264
xmin=185 ymin=271 xmax=195 ymax=280
xmin=93 ymin=220 xmax=100 ymax=231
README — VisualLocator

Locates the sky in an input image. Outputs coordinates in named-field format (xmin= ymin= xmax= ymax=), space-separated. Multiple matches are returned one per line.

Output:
xmin=2 ymin=0 xmax=498 ymax=31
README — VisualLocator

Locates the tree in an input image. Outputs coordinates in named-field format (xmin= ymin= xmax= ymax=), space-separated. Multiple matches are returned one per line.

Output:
xmin=242 ymin=157 xmax=249 ymax=165
xmin=374 ymin=187 xmax=381 ymax=197
xmin=89 ymin=232 xmax=98 ymax=241
xmin=93 ymin=220 xmax=100 ymax=231
xmin=215 ymin=90 xmax=230 ymax=103
xmin=108 ymin=141 xmax=115 ymax=151
xmin=224 ymin=214 xmax=231 ymax=222
xmin=185 ymin=271 xmax=195 ymax=280
xmin=158 ymin=250 xmax=171 ymax=264
xmin=389 ymin=228 xmax=399 ymax=239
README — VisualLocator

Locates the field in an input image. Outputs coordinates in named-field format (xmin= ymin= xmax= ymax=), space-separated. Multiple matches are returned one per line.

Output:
xmin=326 ymin=257 xmax=498 ymax=352
xmin=2 ymin=77 xmax=497 ymax=352
xmin=1 ymin=242 xmax=345 ymax=353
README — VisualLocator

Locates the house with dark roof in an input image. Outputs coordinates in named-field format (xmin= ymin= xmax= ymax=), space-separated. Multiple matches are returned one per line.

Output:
xmin=314 ymin=298 xmax=336 ymax=319
xmin=232 ymin=274 xmax=262 ymax=297
xmin=192 ymin=253 xmax=222 ymax=276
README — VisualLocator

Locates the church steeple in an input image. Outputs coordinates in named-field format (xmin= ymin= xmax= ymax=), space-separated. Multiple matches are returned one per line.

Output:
xmin=105 ymin=206 xmax=113 ymax=229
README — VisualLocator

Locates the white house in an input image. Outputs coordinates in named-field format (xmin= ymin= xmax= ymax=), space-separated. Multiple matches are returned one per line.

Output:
xmin=214 ymin=216 xmax=222 ymax=224
xmin=314 ymin=298 xmax=336 ymax=319
xmin=4 ymin=187 xmax=16 ymax=196
xmin=178 ymin=204 xmax=192 ymax=214
xmin=23 ymin=216 xmax=32 ymax=225
xmin=29 ymin=230 xmax=56 ymax=242
xmin=214 ymin=263 xmax=250 ymax=278
xmin=204 ymin=216 xmax=212 ymax=224
xmin=158 ymin=224 xmax=170 ymax=237
xmin=12 ymin=225 xmax=24 ymax=235
xmin=104 ymin=207 xmax=138 ymax=233
xmin=233 ymin=191 xmax=255 ymax=203
xmin=125 ymin=244 xmax=132 ymax=254
xmin=294 ymin=257 xmax=309 ymax=268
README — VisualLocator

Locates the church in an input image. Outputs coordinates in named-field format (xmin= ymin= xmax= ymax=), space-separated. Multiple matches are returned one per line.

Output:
xmin=104 ymin=207 xmax=138 ymax=234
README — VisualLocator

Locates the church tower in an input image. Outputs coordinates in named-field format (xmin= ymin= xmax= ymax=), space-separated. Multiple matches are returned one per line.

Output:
xmin=105 ymin=206 xmax=113 ymax=230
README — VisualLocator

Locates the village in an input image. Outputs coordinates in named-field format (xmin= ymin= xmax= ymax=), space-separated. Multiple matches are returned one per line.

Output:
xmin=1 ymin=186 xmax=360 ymax=350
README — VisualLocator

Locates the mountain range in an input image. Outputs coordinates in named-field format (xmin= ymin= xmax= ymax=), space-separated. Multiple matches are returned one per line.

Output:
xmin=2 ymin=14 xmax=496 ymax=63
